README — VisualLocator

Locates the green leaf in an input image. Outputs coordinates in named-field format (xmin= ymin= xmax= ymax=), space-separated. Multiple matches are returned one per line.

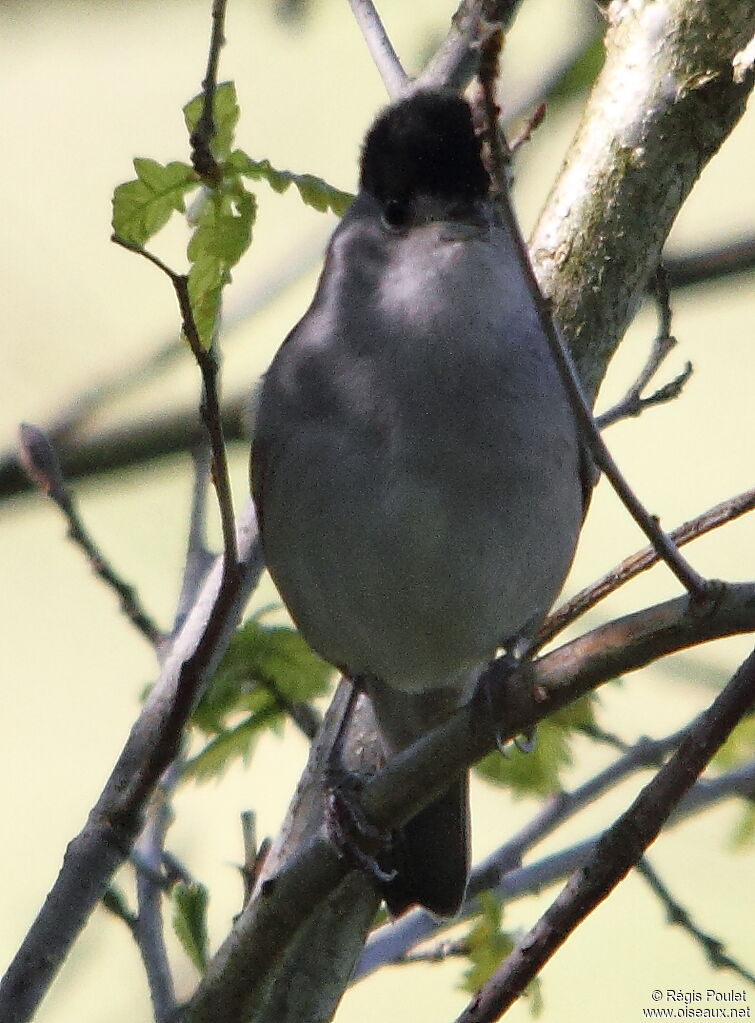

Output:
xmin=205 ymin=617 xmax=332 ymax=716
xmin=184 ymin=618 xmax=332 ymax=782
xmin=112 ymin=159 xmax=196 ymax=246
xmin=172 ymin=882 xmax=209 ymax=973
xmin=460 ymin=893 xmax=513 ymax=991
xmin=183 ymin=185 xmax=256 ymax=347
xmin=182 ymin=706 xmax=281 ymax=783
xmin=102 ymin=885 xmax=136 ymax=928
xmin=187 ymin=253 xmax=226 ymax=348
xmin=188 ymin=190 xmax=256 ymax=268
xmin=191 ymin=668 xmax=278 ymax=737
xmin=229 ymin=150 xmax=353 ymax=216
xmin=474 ymin=696 xmax=595 ymax=797
xmin=224 ymin=617 xmax=333 ymax=703
xmin=183 ymin=81 xmax=239 ymax=163
xmin=460 ymin=895 xmax=543 ymax=1015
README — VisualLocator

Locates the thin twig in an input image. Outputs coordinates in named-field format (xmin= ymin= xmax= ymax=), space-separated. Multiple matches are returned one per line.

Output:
xmin=534 ymin=484 xmax=755 ymax=652
xmin=355 ymin=724 xmax=691 ymax=980
xmin=476 ymin=27 xmax=508 ymax=192
xmin=347 ymin=0 xmax=408 ymax=98
xmin=637 ymin=858 xmax=755 ymax=987
xmin=190 ymin=0 xmax=229 ymax=181
xmin=0 ymin=501 xmax=263 ymax=1023
xmin=133 ymin=762 xmax=181 ymax=1023
xmin=17 ymin=424 xmax=162 ymax=645
xmin=356 ymin=761 xmax=755 ymax=981
xmin=597 ymin=265 xmax=693 ymax=429
xmin=183 ymin=581 xmax=755 ymax=1021
xmin=507 ymin=102 xmax=546 ymax=154
xmin=453 ymin=645 xmax=755 ymax=1023
xmin=111 ymin=236 xmax=239 ymax=578
xmin=596 ymin=357 xmax=693 ymax=430
xmin=418 ymin=0 xmax=526 ymax=92
xmin=478 ymin=74 xmax=711 ymax=599
xmin=173 ymin=441 xmax=217 ymax=636
xmin=113 ymin=0 xmax=238 ymax=582
xmin=239 ymin=811 xmax=271 ymax=910
xmin=473 ymin=727 xmax=692 ymax=891
xmin=666 ymin=235 xmax=755 ymax=289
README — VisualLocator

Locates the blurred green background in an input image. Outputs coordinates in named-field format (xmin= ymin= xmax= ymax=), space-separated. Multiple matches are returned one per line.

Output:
xmin=1 ymin=1 xmax=753 ymax=1020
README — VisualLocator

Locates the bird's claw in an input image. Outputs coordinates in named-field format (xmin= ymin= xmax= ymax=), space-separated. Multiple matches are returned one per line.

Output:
xmin=324 ymin=766 xmax=396 ymax=884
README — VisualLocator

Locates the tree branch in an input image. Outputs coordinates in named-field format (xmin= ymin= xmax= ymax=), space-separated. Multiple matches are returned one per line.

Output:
xmin=534 ymin=483 xmax=755 ymax=652
xmin=0 ymin=501 xmax=263 ymax=1023
xmin=189 ymin=0 xmax=228 ymax=181
xmin=636 ymin=858 xmax=755 ymax=987
xmin=595 ymin=265 xmax=693 ymax=430
xmin=16 ymin=423 xmax=162 ymax=645
xmin=487 ymin=108 xmax=711 ymax=600
xmin=355 ymin=758 xmax=755 ymax=980
xmin=453 ymin=643 xmax=755 ymax=1022
xmin=529 ymin=0 xmax=755 ymax=402
xmin=173 ymin=441 xmax=217 ymax=635
xmin=346 ymin=0 xmax=408 ymax=98
xmin=111 ymin=236 xmax=239 ymax=578
xmin=182 ymin=582 xmax=755 ymax=1022
xmin=133 ymin=762 xmax=181 ymax=1023
xmin=416 ymin=0 xmax=525 ymax=93
xmin=665 ymin=234 xmax=755 ymax=289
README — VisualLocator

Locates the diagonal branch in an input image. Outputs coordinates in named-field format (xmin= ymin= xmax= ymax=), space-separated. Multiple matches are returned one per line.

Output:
xmin=479 ymin=40 xmax=710 ymax=601
xmin=355 ymin=758 xmax=755 ymax=980
xmin=665 ymin=234 xmax=755 ymax=289
xmin=0 ymin=501 xmax=263 ymax=1023
xmin=595 ymin=265 xmax=693 ymax=430
xmin=133 ymin=761 xmax=181 ymax=1023
xmin=534 ymin=484 xmax=755 ymax=652
xmin=346 ymin=0 xmax=408 ymax=98
xmin=17 ymin=423 xmax=162 ymax=646
xmin=637 ymin=858 xmax=755 ymax=987
xmin=190 ymin=0 xmax=228 ymax=181
xmin=417 ymin=0 xmax=525 ymax=92
xmin=530 ymin=1 xmax=755 ymax=402
xmin=111 ymin=236 xmax=239 ymax=578
xmin=453 ymin=643 xmax=755 ymax=1022
xmin=182 ymin=581 xmax=755 ymax=1022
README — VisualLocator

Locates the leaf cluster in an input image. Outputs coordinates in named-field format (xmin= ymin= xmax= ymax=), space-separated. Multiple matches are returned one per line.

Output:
xmin=182 ymin=615 xmax=332 ymax=783
xmin=112 ymin=82 xmax=352 ymax=347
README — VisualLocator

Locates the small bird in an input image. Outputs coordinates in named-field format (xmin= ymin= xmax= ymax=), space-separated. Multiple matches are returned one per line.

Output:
xmin=251 ymin=90 xmax=586 ymax=917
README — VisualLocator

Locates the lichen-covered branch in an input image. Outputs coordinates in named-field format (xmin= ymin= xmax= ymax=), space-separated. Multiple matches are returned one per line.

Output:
xmin=530 ymin=0 xmax=755 ymax=401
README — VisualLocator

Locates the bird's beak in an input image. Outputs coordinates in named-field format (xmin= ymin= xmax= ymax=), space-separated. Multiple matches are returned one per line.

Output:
xmin=437 ymin=221 xmax=490 ymax=242
xmin=436 ymin=199 xmax=492 ymax=241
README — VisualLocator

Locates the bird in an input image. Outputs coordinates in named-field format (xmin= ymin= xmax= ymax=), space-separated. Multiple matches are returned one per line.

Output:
xmin=250 ymin=89 xmax=586 ymax=917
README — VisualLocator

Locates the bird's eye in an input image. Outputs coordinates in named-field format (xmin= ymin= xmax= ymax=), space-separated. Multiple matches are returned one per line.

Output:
xmin=382 ymin=198 xmax=411 ymax=230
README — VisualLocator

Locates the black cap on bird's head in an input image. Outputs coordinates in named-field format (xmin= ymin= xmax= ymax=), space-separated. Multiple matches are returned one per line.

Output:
xmin=359 ymin=91 xmax=489 ymax=206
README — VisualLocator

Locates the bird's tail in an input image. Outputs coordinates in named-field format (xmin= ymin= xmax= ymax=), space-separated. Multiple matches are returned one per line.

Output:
xmin=364 ymin=676 xmax=474 ymax=917
xmin=380 ymin=772 xmax=469 ymax=918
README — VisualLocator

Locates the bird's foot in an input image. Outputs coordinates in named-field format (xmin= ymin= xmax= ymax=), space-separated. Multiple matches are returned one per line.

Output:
xmin=476 ymin=651 xmax=537 ymax=755
xmin=324 ymin=763 xmax=396 ymax=884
